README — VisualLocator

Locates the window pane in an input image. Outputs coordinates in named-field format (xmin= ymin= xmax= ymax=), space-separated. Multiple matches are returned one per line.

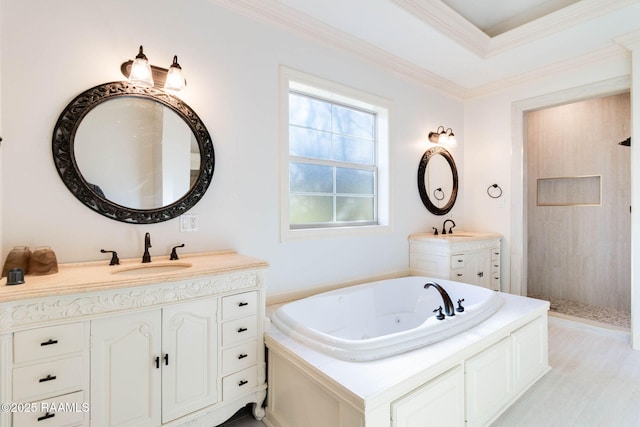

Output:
xmin=332 ymin=135 xmax=374 ymax=165
xmin=290 ymin=195 xmax=333 ymax=224
xmin=290 ymin=163 xmax=333 ymax=193
xmin=289 ymin=126 xmax=331 ymax=159
xmin=336 ymin=168 xmax=374 ymax=194
xmin=336 ymin=196 xmax=374 ymax=221
xmin=289 ymin=93 xmax=331 ymax=132
xmin=332 ymin=104 xmax=374 ymax=139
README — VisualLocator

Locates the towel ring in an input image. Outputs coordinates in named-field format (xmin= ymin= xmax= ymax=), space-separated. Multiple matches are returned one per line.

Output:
xmin=433 ymin=187 xmax=445 ymax=201
xmin=487 ymin=184 xmax=502 ymax=199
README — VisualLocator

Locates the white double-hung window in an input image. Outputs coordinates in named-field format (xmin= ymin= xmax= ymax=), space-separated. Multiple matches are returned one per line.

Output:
xmin=280 ymin=68 xmax=390 ymax=239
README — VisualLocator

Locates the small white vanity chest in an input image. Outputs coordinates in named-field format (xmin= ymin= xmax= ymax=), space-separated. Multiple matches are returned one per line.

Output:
xmin=409 ymin=232 xmax=502 ymax=291
xmin=0 ymin=250 xmax=268 ymax=427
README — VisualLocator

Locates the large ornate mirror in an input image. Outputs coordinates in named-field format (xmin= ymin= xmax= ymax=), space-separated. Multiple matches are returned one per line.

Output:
xmin=417 ymin=146 xmax=458 ymax=215
xmin=52 ymin=81 xmax=215 ymax=224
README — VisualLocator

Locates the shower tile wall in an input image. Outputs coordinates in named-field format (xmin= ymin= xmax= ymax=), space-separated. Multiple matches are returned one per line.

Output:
xmin=526 ymin=92 xmax=631 ymax=312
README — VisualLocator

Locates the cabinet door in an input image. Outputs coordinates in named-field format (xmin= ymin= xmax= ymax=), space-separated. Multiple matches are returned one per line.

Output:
xmin=465 ymin=336 xmax=512 ymax=427
xmin=162 ymin=297 xmax=218 ymax=423
xmin=392 ymin=365 xmax=464 ymax=427
xmin=463 ymin=250 xmax=491 ymax=288
xmin=91 ymin=310 xmax=161 ymax=427
xmin=513 ymin=316 xmax=548 ymax=393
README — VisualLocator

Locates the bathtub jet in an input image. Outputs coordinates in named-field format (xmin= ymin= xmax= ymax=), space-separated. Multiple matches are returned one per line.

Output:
xmin=270 ymin=276 xmax=504 ymax=361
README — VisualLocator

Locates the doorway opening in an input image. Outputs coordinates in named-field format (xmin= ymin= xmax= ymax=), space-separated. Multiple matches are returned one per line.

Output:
xmin=524 ymin=92 xmax=630 ymax=330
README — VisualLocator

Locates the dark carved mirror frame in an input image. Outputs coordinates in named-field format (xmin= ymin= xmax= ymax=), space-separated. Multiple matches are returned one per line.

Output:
xmin=52 ymin=81 xmax=215 ymax=224
xmin=417 ymin=146 xmax=458 ymax=215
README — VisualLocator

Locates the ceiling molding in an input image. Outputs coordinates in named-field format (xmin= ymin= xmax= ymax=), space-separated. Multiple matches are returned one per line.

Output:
xmin=392 ymin=0 xmax=638 ymax=58
xmin=465 ymin=44 xmax=630 ymax=99
xmin=208 ymin=0 xmax=466 ymax=98
xmin=389 ymin=0 xmax=489 ymax=57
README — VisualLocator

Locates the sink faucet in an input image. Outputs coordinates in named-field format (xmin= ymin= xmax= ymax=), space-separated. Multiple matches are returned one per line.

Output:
xmin=424 ymin=282 xmax=455 ymax=317
xmin=442 ymin=219 xmax=456 ymax=234
xmin=142 ymin=232 xmax=152 ymax=263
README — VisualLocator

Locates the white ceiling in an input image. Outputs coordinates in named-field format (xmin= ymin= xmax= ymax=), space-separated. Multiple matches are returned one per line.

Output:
xmin=210 ymin=0 xmax=640 ymax=97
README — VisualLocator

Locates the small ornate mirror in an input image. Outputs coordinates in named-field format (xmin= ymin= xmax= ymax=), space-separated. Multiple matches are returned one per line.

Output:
xmin=417 ymin=146 xmax=458 ymax=215
xmin=52 ymin=81 xmax=215 ymax=224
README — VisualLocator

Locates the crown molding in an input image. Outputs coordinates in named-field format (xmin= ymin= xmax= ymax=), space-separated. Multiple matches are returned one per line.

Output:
xmin=465 ymin=44 xmax=630 ymax=99
xmin=207 ymin=0 xmax=466 ymax=98
xmin=614 ymin=29 xmax=640 ymax=50
xmin=392 ymin=0 xmax=638 ymax=58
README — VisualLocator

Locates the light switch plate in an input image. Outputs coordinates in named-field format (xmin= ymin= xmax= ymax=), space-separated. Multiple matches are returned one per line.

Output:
xmin=180 ymin=214 xmax=198 ymax=232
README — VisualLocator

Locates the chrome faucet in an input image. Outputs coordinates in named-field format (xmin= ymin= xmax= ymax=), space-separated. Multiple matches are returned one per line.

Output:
xmin=424 ymin=282 xmax=455 ymax=317
xmin=442 ymin=219 xmax=456 ymax=234
xmin=142 ymin=232 xmax=152 ymax=263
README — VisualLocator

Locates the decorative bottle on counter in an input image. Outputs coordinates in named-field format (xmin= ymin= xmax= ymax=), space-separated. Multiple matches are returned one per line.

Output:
xmin=29 ymin=246 xmax=58 ymax=275
xmin=2 ymin=246 xmax=32 ymax=277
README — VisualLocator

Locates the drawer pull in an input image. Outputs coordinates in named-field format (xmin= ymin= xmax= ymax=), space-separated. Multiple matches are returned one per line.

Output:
xmin=37 ymin=412 xmax=55 ymax=422
xmin=457 ymin=259 xmax=463 ymax=263
xmin=456 ymin=273 xmax=463 ymax=277
xmin=238 ymin=302 xmax=249 ymax=307
xmin=40 ymin=339 xmax=58 ymax=347
xmin=38 ymin=374 xmax=57 ymax=383
xmin=238 ymin=353 xmax=248 ymax=360
xmin=237 ymin=327 xmax=248 ymax=333
xmin=494 ymin=252 xmax=499 ymax=255
xmin=238 ymin=379 xmax=248 ymax=387
xmin=494 ymin=264 xmax=499 ymax=267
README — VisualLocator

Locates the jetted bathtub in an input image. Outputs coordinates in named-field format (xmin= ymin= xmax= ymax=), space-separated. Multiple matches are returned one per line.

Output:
xmin=270 ymin=276 xmax=504 ymax=361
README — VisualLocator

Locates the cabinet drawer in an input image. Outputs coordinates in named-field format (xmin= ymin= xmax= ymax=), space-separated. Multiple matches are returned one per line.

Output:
xmin=12 ymin=391 xmax=86 ymax=427
xmin=490 ymin=274 xmax=501 ymax=291
xmin=14 ymin=323 xmax=84 ymax=364
xmin=222 ymin=291 xmax=258 ymax=321
xmin=451 ymin=269 xmax=465 ymax=281
xmin=491 ymin=249 xmax=500 ymax=262
xmin=222 ymin=341 xmax=257 ymax=376
xmin=222 ymin=315 xmax=257 ymax=347
xmin=222 ymin=365 xmax=258 ymax=401
xmin=13 ymin=356 xmax=83 ymax=402
xmin=450 ymin=254 xmax=465 ymax=269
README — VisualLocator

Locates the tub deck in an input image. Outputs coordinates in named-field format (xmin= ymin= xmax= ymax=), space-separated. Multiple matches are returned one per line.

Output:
xmin=264 ymin=291 xmax=549 ymax=427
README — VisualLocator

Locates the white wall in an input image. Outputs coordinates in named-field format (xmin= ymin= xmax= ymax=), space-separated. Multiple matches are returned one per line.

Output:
xmin=0 ymin=0 xmax=463 ymax=297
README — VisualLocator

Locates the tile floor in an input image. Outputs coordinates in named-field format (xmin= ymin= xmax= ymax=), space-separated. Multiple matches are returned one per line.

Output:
xmin=529 ymin=294 xmax=631 ymax=329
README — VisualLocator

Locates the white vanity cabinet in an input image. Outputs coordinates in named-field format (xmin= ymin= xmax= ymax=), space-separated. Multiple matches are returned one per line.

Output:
xmin=10 ymin=322 xmax=90 ymax=427
xmin=90 ymin=297 xmax=218 ymax=426
xmin=409 ymin=232 xmax=502 ymax=291
xmin=0 ymin=251 xmax=268 ymax=427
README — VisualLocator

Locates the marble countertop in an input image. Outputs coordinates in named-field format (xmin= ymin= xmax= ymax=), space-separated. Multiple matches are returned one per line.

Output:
xmin=409 ymin=230 xmax=502 ymax=243
xmin=0 ymin=250 xmax=268 ymax=303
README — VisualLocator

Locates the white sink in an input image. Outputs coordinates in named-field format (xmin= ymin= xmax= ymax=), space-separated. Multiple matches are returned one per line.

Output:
xmin=111 ymin=262 xmax=192 ymax=275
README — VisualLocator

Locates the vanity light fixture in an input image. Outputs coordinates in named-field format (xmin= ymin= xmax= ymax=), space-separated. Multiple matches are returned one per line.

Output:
xmin=164 ymin=56 xmax=185 ymax=92
xmin=128 ymin=45 xmax=154 ymax=87
xmin=428 ymin=126 xmax=456 ymax=145
xmin=121 ymin=46 xmax=187 ymax=91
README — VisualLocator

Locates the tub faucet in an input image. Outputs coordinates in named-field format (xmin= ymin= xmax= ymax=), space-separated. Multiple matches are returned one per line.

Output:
xmin=442 ymin=219 xmax=456 ymax=234
xmin=424 ymin=282 xmax=455 ymax=317
xmin=142 ymin=232 xmax=152 ymax=263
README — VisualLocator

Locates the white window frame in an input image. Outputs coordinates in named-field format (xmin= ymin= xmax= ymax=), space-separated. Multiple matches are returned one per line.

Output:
xmin=280 ymin=67 xmax=391 ymax=241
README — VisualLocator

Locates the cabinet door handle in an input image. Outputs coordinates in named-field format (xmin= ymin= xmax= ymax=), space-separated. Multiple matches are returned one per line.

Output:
xmin=477 ymin=272 xmax=484 ymax=278
xmin=237 ymin=327 xmax=248 ymax=333
xmin=238 ymin=302 xmax=249 ymax=307
xmin=238 ymin=353 xmax=248 ymax=360
xmin=164 ymin=354 xmax=169 ymax=366
xmin=155 ymin=356 xmax=160 ymax=369
xmin=38 ymin=374 xmax=57 ymax=383
xmin=238 ymin=380 xmax=248 ymax=387
xmin=37 ymin=412 xmax=55 ymax=422
xmin=40 ymin=339 xmax=58 ymax=346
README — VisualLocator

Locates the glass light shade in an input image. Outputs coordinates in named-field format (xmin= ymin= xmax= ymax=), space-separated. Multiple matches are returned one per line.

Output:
xmin=129 ymin=46 xmax=154 ymax=87
xmin=164 ymin=56 xmax=185 ymax=92
xmin=438 ymin=131 xmax=448 ymax=144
